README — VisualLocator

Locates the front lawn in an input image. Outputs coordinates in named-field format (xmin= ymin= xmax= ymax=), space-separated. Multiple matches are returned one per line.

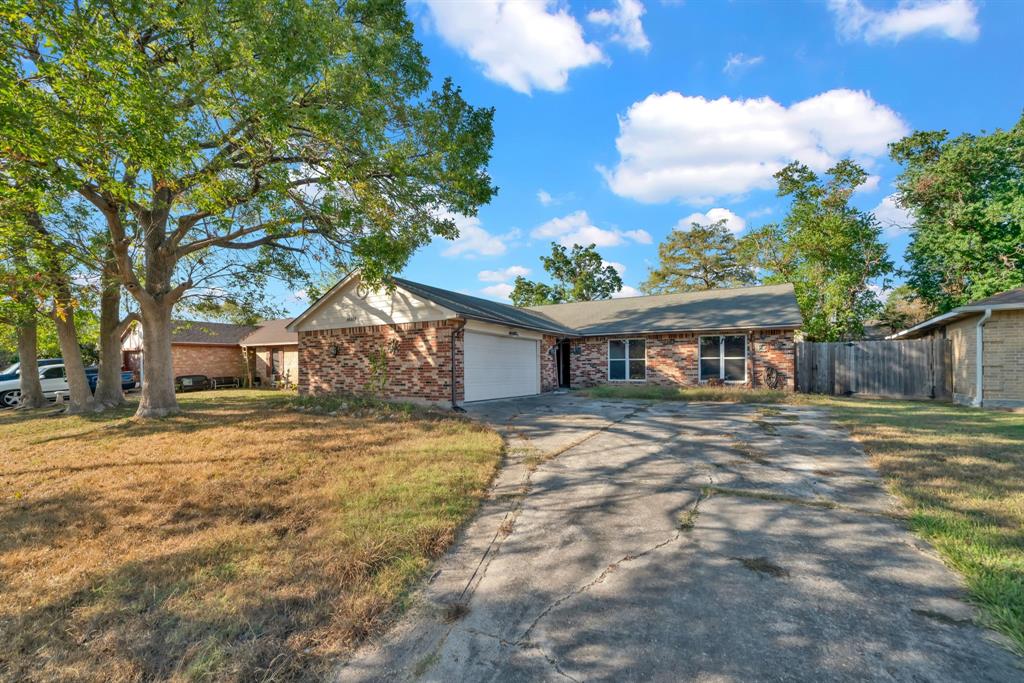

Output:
xmin=0 ymin=390 xmax=502 ymax=681
xmin=817 ymin=397 xmax=1024 ymax=653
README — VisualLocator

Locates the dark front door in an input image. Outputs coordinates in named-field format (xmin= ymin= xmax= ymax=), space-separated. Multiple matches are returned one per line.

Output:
xmin=557 ymin=340 xmax=571 ymax=388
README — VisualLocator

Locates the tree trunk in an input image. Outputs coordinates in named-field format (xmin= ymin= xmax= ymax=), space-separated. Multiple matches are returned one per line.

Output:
xmin=16 ymin=319 xmax=46 ymax=409
xmin=51 ymin=301 xmax=95 ymax=414
xmin=93 ymin=262 xmax=134 ymax=410
xmin=136 ymin=298 xmax=179 ymax=417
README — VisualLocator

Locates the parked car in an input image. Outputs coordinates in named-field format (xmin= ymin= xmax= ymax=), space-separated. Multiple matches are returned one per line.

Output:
xmin=0 ymin=358 xmax=64 ymax=382
xmin=0 ymin=364 xmax=71 ymax=408
xmin=174 ymin=375 xmax=211 ymax=392
xmin=0 ymin=364 xmax=138 ymax=408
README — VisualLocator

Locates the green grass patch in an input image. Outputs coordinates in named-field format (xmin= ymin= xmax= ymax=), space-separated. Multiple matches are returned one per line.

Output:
xmin=808 ymin=396 xmax=1024 ymax=653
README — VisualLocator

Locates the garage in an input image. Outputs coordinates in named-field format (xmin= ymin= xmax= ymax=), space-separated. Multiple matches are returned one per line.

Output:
xmin=464 ymin=331 xmax=540 ymax=402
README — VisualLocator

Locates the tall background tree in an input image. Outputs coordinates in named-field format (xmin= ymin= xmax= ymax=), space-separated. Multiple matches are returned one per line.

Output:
xmin=2 ymin=0 xmax=496 ymax=416
xmin=510 ymin=243 xmax=622 ymax=306
xmin=642 ymin=218 xmax=754 ymax=294
xmin=739 ymin=160 xmax=894 ymax=341
xmin=889 ymin=115 xmax=1024 ymax=313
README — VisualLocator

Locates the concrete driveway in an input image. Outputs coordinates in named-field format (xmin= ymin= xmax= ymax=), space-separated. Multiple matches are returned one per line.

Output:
xmin=338 ymin=394 xmax=1021 ymax=682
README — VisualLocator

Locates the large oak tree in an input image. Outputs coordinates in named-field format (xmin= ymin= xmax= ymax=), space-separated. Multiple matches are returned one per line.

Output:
xmin=2 ymin=0 xmax=495 ymax=416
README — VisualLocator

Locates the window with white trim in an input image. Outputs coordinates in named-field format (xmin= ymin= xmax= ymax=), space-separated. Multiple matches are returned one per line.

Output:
xmin=608 ymin=339 xmax=646 ymax=381
xmin=699 ymin=335 xmax=747 ymax=382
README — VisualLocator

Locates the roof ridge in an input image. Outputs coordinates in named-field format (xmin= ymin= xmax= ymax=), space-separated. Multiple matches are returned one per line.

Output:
xmin=527 ymin=282 xmax=794 ymax=310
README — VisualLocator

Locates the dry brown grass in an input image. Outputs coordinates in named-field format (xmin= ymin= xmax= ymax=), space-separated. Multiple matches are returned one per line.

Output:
xmin=0 ymin=390 xmax=502 ymax=681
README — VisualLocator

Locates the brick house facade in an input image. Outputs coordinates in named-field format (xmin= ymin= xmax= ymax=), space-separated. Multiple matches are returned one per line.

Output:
xmin=288 ymin=274 xmax=803 ymax=406
xmin=569 ymin=329 xmax=795 ymax=390
xmin=170 ymin=344 xmax=246 ymax=379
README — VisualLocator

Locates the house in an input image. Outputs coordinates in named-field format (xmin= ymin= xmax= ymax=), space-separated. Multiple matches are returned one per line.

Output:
xmin=122 ymin=320 xmax=257 ymax=380
xmin=286 ymin=272 xmax=801 ymax=405
xmin=240 ymin=318 xmax=299 ymax=386
xmin=890 ymin=287 xmax=1024 ymax=409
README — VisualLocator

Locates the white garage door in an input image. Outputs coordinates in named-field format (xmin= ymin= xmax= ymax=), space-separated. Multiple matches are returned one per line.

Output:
xmin=464 ymin=331 xmax=540 ymax=402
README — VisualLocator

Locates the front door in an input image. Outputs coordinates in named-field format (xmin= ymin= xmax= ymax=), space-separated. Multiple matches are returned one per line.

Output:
xmin=557 ymin=340 xmax=571 ymax=388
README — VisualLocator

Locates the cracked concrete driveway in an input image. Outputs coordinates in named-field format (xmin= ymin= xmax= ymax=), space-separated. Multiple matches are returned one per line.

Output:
xmin=337 ymin=395 xmax=1022 ymax=682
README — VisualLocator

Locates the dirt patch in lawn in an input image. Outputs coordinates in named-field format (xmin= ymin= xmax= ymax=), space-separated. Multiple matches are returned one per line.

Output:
xmin=0 ymin=390 xmax=502 ymax=681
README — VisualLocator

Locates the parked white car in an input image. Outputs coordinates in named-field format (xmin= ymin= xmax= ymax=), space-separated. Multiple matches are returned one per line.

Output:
xmin=0 ymin=364 xmax=69 ymax=408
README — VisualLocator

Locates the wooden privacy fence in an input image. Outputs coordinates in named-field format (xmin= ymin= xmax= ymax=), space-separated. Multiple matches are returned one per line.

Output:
xmin=796 ymin=337 xmax=951 ymax=400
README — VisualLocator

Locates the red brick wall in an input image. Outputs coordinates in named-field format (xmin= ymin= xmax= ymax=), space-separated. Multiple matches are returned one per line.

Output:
xmin=171 ymin=344 xmax=245 ymax=379
xmin=299 ymin=320 xmax=463 ymax=403
xmin=569 ymin=329 xmax=795 ymax=390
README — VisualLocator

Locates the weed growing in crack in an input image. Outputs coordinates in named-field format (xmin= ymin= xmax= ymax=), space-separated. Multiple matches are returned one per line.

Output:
xmin=734 ymin=556 xmax=790 ymax=578
xmin=442 ymin=601 xmax=471 ymax=623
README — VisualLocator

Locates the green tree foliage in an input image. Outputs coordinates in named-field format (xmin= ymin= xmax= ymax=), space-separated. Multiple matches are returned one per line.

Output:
xmin=875 ymin=284 xmax=934 ymax=335
xmin=510 ymin=243 xmax=622 ymax=306
xmin=2 ymin=0 xmax=496 ymax=416
xmin=889 ymin=116 xmax=1024 ymax=312
xmin=739 ymin=160 xmax=894 ymax=341
xmin=641 ymin=219 xmax=755 ymax=294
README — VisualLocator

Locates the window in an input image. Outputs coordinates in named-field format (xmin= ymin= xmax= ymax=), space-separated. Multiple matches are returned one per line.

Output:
xmin=42 ymin=366 xmax=65 ymax=380
xmin=608 ymin=339 xmax=646 ymax=381
xmin=699 ymin=335 xmax=747 ymax=382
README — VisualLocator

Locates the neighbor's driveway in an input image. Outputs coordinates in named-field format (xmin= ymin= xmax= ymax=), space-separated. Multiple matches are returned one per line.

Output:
xmin=338 ymin=395 xmax=1021 ymax=682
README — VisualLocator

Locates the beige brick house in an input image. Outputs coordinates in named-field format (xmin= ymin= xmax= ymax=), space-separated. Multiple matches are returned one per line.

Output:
xmin=891 ymin=287 xmax=1024 ymax=409
xmin=287 ymin=272 xmax=802 ymax=406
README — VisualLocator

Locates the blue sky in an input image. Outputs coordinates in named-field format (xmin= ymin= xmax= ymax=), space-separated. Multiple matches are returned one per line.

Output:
xmin=282 ymin=0 xmax=1023 ymax=313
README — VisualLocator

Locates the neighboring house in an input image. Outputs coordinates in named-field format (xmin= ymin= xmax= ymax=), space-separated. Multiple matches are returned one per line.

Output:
xmin=286 ymin=272 xmax=801 ymax=405
xmin=240 ymin=318 xmax=299 ymax=386
xmin=122 ymin=320 xmax=256 ymax=380
xmin=890 ymin=287 xmax=1024 ymax=409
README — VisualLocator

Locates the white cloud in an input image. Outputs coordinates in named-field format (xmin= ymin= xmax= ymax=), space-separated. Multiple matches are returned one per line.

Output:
xmin=678 ymin=208 xmax=747 ymax=234
xmin=478 ymin=265 xmax=531 ymax=282
xmin=829 ymin=0 xmax=980 ymax=43
xmin=481 ymin=283 xmax=515 ymax=301
xmin=442 ymin=214 xmax=520 ymax=258
xmin=587 ymin=0 xmax=651 ymax=52
xmin=290 ymin=289 xmax=308 ymax=302
xmin=858 ymin=174 xmax=882 ymax=193
xmin=873 ymin=193 xmax=916 ymax=237
xmin=747 ymin=206 xmax=773 ymax=218
xmin=723 ymin=52 xmax=764 ymax=74
xmin=531 ymin=210 xmax=652 ymax=248
xmin=537 ymin=189 xmax=554 ymax=206
xmin=600 ymin=89 xmax=908 ymax=204
xmin=602 ymin=260 xmax=627 ymax=276
xmin=424 ymin=0 xmax=604 ymax=94
xmin=612 ymin=284 xmax=642 ymax=298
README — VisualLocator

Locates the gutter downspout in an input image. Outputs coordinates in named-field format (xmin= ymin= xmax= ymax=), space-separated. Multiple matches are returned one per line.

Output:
xmin=974 ymin=308 xmax=992 ymax=408
xmin=451 ymin=319 xmax=467 ymax=412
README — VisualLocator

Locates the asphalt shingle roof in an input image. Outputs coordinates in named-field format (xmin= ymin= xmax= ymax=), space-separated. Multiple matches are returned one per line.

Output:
xmin=395 ymin=278 xmax=801 ymax=336
xmin=240 ymin=318 xmax=297 ymax=346
xmin=526 ymin=284 xmax=802 ymax=335
xmin=170 ymin=320 xmax=257 ymax=345
xmin=393 ymin=278 xmax=577 ymax=335
xmin=964 ymin=287 xmax=1024 ymax=307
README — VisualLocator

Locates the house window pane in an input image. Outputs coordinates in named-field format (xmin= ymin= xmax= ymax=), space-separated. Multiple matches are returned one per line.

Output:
xmin=723 ymin=335 xmax=746 ymax=358
xmin=609 ymin=359 xmax=626 ymax=380
xmin=628 ymin=339 xmax=645 ymax=359
xmin=700 ymin=336 xmax=719 ymax=356
xmin=724 ymin=358 xmax=746 ymax=381
xmin=629 ymin=360 xmax=645 ymax=379
xmin=609 ymin=340 xmax=626 ymax=360
xmin=700 ymin=358 xmax=721 ymax=380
